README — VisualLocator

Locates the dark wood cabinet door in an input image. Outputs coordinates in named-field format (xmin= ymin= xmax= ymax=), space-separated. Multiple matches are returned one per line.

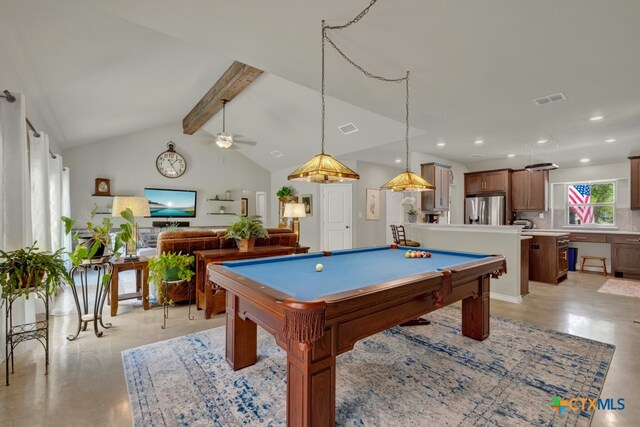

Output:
xmin=511 ymin=170 xmax=528 ymax=210
xmin=527 ymin=170 xmax=548 ymax=211
xmin=631 ymin=157 xmax=640 ymax=210
xmin=612 ymin=244 xmax=640 ymax=275
xmin=465 ymin=173 xmax=484 ymax=195
xmin=483 ymin=170 xmax=509 ymax=193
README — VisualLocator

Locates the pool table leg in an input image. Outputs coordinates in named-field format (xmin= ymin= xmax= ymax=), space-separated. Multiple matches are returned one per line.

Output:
xmin=225 ymin=292 xmax=257 ymax=370
xmin=461 ymin=275 xmax=490 ymax=340
xmin=286 ymin=330 xmax=336 ymax=426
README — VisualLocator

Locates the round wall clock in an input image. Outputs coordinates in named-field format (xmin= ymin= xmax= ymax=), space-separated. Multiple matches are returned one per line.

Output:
xmin=156 ymin=141 xmax=187 ymax=178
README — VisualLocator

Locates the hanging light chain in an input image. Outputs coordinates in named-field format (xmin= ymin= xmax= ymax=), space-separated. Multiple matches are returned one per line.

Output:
xmin=320 ymin=0 xmax=411 ymax=170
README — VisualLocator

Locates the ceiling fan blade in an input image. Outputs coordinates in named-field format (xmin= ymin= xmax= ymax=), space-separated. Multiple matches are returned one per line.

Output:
xmin=232 ymin=139 xmax=257 ymax=146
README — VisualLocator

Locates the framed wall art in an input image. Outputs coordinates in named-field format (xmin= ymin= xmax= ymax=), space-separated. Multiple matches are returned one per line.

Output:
xmin=241 ymin=198 xmax=248 ymax=217
xmin=365 ymin=188 xmax=380 ymax=220
xmin=300 ymin=194 xmax=313 ymax=216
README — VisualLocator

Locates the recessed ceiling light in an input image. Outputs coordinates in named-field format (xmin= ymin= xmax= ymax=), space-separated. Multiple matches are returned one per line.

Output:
xmin=605 ymin=139 xmax=616 ymax=143
xmin=394 ymin=158 xmax=402 ymax=163
xmin=537 ymin=139 xmax=548 ymax=144
xmin=436 ymin=142 xmax=446 ymax=147
xmin=580 ymin=158 xmax=590 ymax=163
xmin=507 ymin=154 xmax=516 ymax=158
xmin=474 ymin=139 xmax=484 ymax=145
xmin=590 ymin=115 xmax=604 ymax=121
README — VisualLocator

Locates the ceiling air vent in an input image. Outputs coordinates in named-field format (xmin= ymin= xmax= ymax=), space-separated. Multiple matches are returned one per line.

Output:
xmin=270 ymin=150 xmax=284 ymax=158
xmin=533 ymin=92 xmax=566 ymax=106
xmin=338 ymin=122 xmax=358 ymax=135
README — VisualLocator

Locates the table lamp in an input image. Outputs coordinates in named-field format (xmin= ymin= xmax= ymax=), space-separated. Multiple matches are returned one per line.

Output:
xmin=112 ymin=196 xmax=150 ymax=260
xmin=283 ymin=203 xmax=306 ymax=247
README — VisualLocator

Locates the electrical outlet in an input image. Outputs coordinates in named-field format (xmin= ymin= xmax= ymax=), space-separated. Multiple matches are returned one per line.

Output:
xmin=539 ymin=212 xmax=544 ymax=218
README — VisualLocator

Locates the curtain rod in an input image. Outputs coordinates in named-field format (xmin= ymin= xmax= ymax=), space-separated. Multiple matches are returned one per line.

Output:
xmin=2 ymin=89 xmax=56 ymax=159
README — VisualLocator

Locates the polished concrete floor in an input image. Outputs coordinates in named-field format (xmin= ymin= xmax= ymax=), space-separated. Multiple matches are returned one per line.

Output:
xmin=0 ymin=271 xmax=638 ymax=426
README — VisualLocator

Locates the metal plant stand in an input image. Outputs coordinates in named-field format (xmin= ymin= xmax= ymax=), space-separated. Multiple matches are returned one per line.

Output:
xmin=67 ymin=260 xmax=113 ymax=341
xmin=4 ymin=288 xmax=49 ymax=386
xmin=160 ymin=279 xmax=194 ymax=329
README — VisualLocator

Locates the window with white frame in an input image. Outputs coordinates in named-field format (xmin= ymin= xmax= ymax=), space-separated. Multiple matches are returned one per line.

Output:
xmin=566 ymin=181 xmax=615 ymax=225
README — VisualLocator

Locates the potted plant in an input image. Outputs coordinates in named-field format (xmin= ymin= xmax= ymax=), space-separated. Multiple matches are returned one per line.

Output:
xmin=148 ymin=251 xmax=195 ymax=303
xmin=0 ymin=243 xmax=72 ymax=299
xmin=62 ymin=208 xmax=135 ymax=266
xmin=402 ymin=196 xmax=419 ymax=223
xmin=225 ymin=215 xmax=269 ymax=252
xmin=276 ymin=186 xmax=295 ymax=198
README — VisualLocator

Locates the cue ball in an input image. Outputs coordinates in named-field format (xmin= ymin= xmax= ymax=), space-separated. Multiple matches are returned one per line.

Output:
xmin=315 ymin=263 xmax=324 ymax=272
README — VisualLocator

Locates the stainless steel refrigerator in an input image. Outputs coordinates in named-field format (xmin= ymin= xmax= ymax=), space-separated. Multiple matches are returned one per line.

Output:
xmin=465 ymin=195 xmax=505 ymax=225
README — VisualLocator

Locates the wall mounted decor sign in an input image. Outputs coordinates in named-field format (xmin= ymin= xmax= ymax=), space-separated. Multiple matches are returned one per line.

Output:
xmin=300 ymin=194 xmax=313 ymax=216
xmin=94 ymin=178 xmax=111 ymax=196
xmin=366 ymin=188 xmax=380 ymax=220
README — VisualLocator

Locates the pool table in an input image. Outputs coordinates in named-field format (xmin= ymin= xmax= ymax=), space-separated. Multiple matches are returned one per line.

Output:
xmin=207 ymin=245 xmax=506 ymax=426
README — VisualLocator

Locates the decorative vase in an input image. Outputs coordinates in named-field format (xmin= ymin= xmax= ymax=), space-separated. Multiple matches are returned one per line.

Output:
xmin=225 ymin=190 xmax=232 ymax=200
xmin=219 ymin=207 xmax=225 ymax=214
xmin=236 ymin=238 xmax=256 ymax=253
xmin=408 ymin=214 xmax=417 ymax=223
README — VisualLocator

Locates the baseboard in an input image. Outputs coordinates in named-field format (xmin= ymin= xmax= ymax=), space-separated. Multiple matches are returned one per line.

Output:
xmin=490 ymin=292 xmax=523 ymax=304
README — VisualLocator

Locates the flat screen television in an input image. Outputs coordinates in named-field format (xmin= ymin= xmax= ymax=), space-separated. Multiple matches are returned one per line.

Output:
xmin=144 ymin=188 xmax=197 ymax=218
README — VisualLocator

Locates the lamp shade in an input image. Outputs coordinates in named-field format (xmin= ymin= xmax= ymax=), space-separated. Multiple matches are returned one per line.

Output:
xmin=288 ymin=154 xmax=359 ymax=183
xmin=283 ymin=203 xmax=306 ymax=218
xmin=112 ymin=196 xmax=151 ymax=217
xmin=381 ymin=171 xmax=434 ymax=192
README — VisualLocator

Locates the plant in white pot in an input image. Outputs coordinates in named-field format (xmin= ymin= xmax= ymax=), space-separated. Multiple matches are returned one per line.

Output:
xmin=402 ymin=196 xmax=419 ymax=223
xmin=225 ymin=215 xmax=269 ymax=252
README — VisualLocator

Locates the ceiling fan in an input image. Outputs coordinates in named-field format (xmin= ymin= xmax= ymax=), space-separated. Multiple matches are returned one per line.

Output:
xmin=214 ymin=99 xmax=256 ymax=149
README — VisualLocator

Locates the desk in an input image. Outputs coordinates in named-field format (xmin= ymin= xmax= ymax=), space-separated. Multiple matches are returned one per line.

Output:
xmin=194 ymin=245 xmax=309 ymax=319
xmin=110 ymin=257 xmax=150 ymax=316
xmin=208 ymin=245 xmax=505 ymax=426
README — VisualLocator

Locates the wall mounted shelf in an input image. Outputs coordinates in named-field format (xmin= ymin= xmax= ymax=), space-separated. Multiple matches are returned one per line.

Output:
xmin=207 ymin=199 xmax=235 ymax=202
xmin=207 ymin=213 xmax=237 ymax=215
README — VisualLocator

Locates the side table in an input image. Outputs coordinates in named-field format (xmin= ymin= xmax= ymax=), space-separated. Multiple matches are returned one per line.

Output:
xmin=110 ymin=257 xmax=150 ymax=316
xmin=67 ymin=260 xmax=112 ymax=340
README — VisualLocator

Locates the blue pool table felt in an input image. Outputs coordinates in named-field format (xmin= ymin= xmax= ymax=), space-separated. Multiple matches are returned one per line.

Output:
xmin=222 ymin=246 xmax=492 ymax=301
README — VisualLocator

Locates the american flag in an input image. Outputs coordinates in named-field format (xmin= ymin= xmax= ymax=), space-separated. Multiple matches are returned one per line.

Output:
xmin=568 ymin=184 xmax=594 ymax=223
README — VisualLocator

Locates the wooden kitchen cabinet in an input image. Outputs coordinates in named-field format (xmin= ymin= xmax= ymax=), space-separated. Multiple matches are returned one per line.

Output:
xmin=511 ymin=169 xmax=548 ymax=211
xmin=464 ymin=169 xmax=511 ymax=195
xmin=421 ymin=162 xmax=451 ymax=211
xmin=630 ymin=156 xmax=640 ymax=210
xmin=612 ymin=234 xmax=640 ymax=277
xmin=528 ymin=234 xmax=569 ymax=284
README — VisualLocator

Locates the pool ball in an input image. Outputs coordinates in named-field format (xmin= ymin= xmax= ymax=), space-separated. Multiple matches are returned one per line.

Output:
xmin=315 ymin=263 xmax=324 ymax=272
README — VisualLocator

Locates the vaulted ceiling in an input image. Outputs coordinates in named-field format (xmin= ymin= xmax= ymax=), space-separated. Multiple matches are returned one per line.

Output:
xmin=2 ymin=0 xmax=639 ymax=170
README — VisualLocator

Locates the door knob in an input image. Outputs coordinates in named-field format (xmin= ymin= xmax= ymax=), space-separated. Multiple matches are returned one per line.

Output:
xmin=345 ymin=225 xmax=350 ymax=229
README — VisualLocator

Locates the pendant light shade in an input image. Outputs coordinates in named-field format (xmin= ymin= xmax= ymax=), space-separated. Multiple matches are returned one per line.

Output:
xmin=381 ymin=171 xmax=434 ymax=192
xmin=288 ymin=153 xmax=359 ymax=183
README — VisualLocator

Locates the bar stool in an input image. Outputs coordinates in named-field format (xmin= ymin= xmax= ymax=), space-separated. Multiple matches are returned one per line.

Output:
xmin=579 ymin=256 xmax=608 ymax=276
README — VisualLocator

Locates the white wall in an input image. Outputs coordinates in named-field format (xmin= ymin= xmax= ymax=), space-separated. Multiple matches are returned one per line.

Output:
xmin=352 ymin=161 xmax=404 ymax=248
xmin=62 ymin=122 xmax=270 ymax=228
xmin=410 ymin=151 xmax=469 ymax=224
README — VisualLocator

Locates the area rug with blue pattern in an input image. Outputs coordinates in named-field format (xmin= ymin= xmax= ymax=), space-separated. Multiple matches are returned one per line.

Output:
xmin=122 ymin=306 xmax=614 ymax=426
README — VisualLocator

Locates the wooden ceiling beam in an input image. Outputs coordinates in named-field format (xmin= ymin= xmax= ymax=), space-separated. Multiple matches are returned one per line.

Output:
xmin=182 ymin=60 xmax=263 ymax=135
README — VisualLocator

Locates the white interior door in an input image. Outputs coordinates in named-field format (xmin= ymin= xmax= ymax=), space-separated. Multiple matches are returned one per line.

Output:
xmin=255 ymin=191 xmax=267 ymax=223
xmin=386 ymin=191 xmax=403 ymax=243
xmin=321 ymin=184 xmax=352 ymax=251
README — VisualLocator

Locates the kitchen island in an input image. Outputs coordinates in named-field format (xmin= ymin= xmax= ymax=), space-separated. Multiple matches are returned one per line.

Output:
xmin=408 ymin=224 xmax=527 ymax=303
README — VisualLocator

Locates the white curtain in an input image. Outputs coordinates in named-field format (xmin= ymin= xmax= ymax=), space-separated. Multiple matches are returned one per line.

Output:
xmin=0 ymin=92 xmax=35 ymax=360
xmin=29 ymin=130 xmax=52 ymax=251
xmin=61 ymin=167 xmax=71 ymax=253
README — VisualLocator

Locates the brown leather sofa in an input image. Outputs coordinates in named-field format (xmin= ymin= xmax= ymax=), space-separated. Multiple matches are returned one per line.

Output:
xmin=155 ymin=228 xmax=298 ymax=303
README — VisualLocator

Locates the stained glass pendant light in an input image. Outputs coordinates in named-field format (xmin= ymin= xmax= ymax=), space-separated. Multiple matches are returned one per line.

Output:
xmin=288 ymin=21 xmax=359 ymax=183
xmin=381 ymin=72 xmax=434 ymax=192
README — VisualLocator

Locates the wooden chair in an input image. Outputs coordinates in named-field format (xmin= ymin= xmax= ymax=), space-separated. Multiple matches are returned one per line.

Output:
xmin=390 ymin=224 xmax=421 ymax=247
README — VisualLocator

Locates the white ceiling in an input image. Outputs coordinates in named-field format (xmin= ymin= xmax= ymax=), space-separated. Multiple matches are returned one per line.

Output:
xmin=2 ymin=0 xmax=640 ymax=169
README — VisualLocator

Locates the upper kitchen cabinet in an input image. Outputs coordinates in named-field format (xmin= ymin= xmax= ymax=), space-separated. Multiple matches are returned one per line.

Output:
xmin=511 ymin=169 xmax=548 ymax=211
xmin=464 ymin=169 xmax=511 ymax=195
xmin=421 ymin=162 xmax=451 ymax=211
xmin=630 ymin=156 xmax=640 ymax=210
